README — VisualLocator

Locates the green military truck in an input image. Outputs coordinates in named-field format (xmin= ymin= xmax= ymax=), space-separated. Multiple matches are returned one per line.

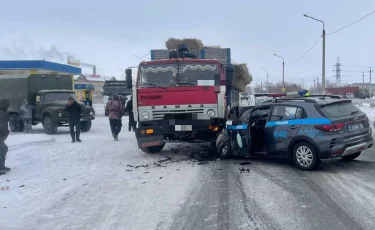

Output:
xmin=0 ymin=60 xmax=95 ymax=134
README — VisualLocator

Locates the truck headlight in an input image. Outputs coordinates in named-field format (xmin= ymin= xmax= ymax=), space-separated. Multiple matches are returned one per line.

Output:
xmin=141 ymin=111 xmax=149 ymax=120
xmin=207 ymin=109 xmax=215 ymax=118
xmin=90 ymin=112 xmax=93 ymax=116
xmin=58 ymin=113 xmax=62 ymax=117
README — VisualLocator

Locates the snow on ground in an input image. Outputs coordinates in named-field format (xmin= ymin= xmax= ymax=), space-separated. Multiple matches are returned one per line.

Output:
xmin=0 ymin=104 xmax=204 ymax=230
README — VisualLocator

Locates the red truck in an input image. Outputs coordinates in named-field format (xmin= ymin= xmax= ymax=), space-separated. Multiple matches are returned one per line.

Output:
xmin=125 ymin=44 xmax=238 ymax=154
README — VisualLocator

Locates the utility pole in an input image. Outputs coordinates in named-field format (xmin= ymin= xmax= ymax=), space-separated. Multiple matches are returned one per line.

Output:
xmin=274 ymin=54 xmax=285 ymax=92
xmin=363 ymin=72 xmax=365 ymax=93
xmin=314 ymin=78 xmax=316 ymax=93
xmin=369 ymin=67 xmax=373 ymax=98
xmin=304 ymin=14 xmax=325 ymax=93
xmin=302 ymin=78 xmax=304 ymax=89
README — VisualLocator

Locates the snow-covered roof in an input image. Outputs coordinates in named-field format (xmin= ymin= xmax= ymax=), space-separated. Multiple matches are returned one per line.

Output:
xmin=74 ymin=74 xmax=116 ymax=82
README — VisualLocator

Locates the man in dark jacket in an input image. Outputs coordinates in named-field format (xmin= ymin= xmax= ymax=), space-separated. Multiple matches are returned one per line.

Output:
xmin=65 ymin=96 xmax=82 ymax=143
xmin=0 ymin=98 xmax=11 ymax=174
xmin=125 ymin=96 xmax=136 ymax=132
xmin=105 ymin=94 xmax=125 ymax=140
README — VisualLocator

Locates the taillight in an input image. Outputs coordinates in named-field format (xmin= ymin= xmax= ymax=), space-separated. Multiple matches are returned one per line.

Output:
xmin=314 ymin=123 xmax=345 ymax=132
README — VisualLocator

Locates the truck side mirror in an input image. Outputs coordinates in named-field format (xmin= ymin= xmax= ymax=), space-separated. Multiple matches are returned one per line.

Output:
xmin=125 ymin=69 xmax=133 ymax=89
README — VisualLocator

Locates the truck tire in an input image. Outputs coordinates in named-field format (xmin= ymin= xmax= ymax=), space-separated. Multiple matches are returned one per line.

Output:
xmin=81 ymin=121 xmax=92 ymax=132
xmin=141 ymin=143 xmax=166 ymax=154
xmin=8 ymin=114 xmax=24 ymax=132
xmin=42 ymin=116 xmax=58 ymax=134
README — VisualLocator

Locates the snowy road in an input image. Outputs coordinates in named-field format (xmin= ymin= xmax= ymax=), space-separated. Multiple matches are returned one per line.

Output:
xmin=1 ymin=105 xmax=375 ymax=230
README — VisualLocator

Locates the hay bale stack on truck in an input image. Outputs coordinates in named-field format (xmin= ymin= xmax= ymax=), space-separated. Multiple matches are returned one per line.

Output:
xmin=125 ymin=41 xmax=251 ymax=154
xmin=0 ymin=60 xmax=95 ymax=134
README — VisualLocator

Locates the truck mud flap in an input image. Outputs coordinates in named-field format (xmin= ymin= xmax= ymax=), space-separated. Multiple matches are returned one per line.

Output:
xmin=135 ymin=126 xmax=164 ymax=149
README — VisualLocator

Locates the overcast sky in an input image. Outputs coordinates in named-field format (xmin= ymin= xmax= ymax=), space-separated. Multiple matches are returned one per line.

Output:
xmin=1 ymin=0 xmax=374 ymax=87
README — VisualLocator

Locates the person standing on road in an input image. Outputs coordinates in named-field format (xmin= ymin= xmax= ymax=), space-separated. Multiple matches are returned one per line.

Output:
xmin=125 ymin=96 xmax=136 ymax=132
xmin=105 ymin=94 xmax=125 ymax=140
xmin=20 ymin=99 xmax=34 ymax=133
xmin=65 ymin=96 xmax=82 ymax=143
xmin=0 ymin=98 xmax=11 ymax=174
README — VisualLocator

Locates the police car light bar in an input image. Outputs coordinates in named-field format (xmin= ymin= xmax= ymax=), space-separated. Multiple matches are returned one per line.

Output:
xmin=254 ymin=93 xmax=287 ymax=98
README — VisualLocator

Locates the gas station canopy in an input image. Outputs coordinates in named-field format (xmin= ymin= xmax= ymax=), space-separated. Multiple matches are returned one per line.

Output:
xmin=0 ymin=60 xmax=81 ymax=75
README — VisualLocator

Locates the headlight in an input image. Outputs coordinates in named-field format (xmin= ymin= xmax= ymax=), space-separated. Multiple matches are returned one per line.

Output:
xmin=58 ymin=113 xmax=62 ymax=117
xmin=141 ymin=111 xmax=149 ymax=120
xmin=90 ymin=112 xmax=93 ymax=116
xmin=207 ymin=109 xmax=215 ymax=118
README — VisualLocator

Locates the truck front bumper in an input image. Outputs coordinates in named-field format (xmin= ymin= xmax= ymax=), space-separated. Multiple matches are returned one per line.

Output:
xmin=135 ymin=120 xmax=223 ymax=148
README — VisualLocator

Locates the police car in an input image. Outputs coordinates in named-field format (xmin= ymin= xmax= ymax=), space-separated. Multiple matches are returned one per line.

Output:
xmin=216 ymin=91 xmax=373 ymax=171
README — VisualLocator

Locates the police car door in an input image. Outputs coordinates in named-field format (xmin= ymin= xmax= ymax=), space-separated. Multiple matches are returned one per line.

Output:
xmin=229 ymin=108 xmax=252 ymax=156
xmin=265 ymin=105 xmax=303 ymax=155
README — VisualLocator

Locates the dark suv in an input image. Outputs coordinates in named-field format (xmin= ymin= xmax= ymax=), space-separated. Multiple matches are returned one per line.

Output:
xmin=216 ymin=95 xmax=373 ymax=170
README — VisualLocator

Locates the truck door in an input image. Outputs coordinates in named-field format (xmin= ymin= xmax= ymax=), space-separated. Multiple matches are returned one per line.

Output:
xmin=265 ymin=105 xmax=304 ymax=155
xmin=228 ymin=108 xmax=252 ymax=156
xmin=34 ymin=93 xmax=44 ymax=121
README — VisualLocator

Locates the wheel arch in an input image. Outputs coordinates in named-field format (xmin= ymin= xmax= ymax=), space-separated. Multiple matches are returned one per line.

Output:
xmin=288 ymin=136 xmax=321 ymax=159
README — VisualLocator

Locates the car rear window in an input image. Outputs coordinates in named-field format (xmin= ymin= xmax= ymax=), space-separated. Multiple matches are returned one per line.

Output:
xmin=319 ymin=101 xmax=361 ymax=118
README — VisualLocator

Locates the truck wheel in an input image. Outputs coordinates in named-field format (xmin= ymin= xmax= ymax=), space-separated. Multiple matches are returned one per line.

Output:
xmin=292 ymin=142 xmax=320 ymax=171
xmin=43 ymin=116 xmax=58 ymax=134
xmin=341 ymin=152 xmax=361 ymax=161
xmin=8 ymin=114 xmax=23 ymax=132
xmin=141 ymin=143 xmax=166 ymax=154
xmin=81 ymin=121 xmax=92 ymax=132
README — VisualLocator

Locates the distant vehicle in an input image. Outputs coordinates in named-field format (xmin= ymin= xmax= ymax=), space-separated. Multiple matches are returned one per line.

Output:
xmin=0 ymin=62 xmax=95 ymax=134
xmin=102 ymin=81 xmax=132 ymax=116
xmin=216 ymin=94 xmax=373 ymax=171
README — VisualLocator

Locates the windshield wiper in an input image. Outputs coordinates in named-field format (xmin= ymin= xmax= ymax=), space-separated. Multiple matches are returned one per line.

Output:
xmin=177 ymin=81 xmax=196 ymax=86
xmin=351 ymin=111 xmax=360 ymax=115
xmin=141 ymin=81 xmax=167 ymax=90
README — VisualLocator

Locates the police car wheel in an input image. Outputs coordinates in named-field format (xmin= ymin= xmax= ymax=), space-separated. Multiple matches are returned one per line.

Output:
xmin=292 ymin=142 xmax=319 ymax=171
xmin=218 ymin=141 xmax=231 ymax=159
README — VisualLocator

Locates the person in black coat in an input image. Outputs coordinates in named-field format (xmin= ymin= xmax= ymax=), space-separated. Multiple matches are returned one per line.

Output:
xmin=65 ymin=96 xmax=82 ymax=143
xmin=125 ymin=97 xmax=136 ymax=131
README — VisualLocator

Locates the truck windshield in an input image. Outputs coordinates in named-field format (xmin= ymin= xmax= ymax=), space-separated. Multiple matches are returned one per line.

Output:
xmin=103 ymin=86 xmax=131 ymax=95
xmin=44 ymin=92 xmax=75 ymax=101
xmin=140 ymin=63 xmax=178 ymax=87
xmin=178 ymin=63 xmax=218 ymax=85
xmin=139 ymin=62 xmax=218 ymax=87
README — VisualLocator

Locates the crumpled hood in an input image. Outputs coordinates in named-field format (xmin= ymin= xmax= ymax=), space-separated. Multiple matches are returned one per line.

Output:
xmin=0 ymin=98 xmax=10 ymax=111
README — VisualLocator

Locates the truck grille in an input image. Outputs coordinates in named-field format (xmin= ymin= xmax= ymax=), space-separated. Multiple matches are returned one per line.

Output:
xmin=152 ymin=108 xmax=204 ymax=120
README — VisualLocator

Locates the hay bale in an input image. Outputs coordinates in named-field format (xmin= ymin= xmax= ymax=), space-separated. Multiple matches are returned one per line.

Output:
xmin=233 ymin=64 xmax=252 ymax=92
xmin=164 ymin=37 xmax=252 ymax=91
xmin=165 ymin=38 xmax=204 ymax=50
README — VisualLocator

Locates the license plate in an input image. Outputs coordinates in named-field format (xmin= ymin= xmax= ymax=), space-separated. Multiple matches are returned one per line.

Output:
xmin=175 ymin=125 xmax=192 ymax=131
xmin=348 ymin=122 xmax=364 ymax=132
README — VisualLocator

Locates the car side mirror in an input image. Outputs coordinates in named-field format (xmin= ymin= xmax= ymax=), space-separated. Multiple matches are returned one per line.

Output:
xmin=126 ymin=69 xmax=133 ymax=89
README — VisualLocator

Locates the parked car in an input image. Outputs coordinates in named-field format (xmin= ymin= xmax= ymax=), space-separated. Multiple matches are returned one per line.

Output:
xmin=216 ymin=95 xmax=373 ymax=171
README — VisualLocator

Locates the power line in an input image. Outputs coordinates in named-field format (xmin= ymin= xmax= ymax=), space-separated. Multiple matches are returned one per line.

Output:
xmin=286 ymin=35 xmax=322 ymax=65
xmin=327 ymin=10 xmax=375 ymax=36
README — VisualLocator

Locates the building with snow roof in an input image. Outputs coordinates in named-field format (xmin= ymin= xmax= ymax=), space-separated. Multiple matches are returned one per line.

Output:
xmin=74 ymin=74 xmax=117 ymax=95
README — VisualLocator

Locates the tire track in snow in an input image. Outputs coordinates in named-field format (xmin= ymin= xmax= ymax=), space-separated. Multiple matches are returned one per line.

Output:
xmin=165 ymin=161 xmax=280 ymax=230
xmin=293 ymin=169 xmax=365 ymax=230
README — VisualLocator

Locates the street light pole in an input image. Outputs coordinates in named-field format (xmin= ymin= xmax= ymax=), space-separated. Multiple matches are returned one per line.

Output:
xmin=262 ymin=68 xmax=269 ymax=92
xmin=304 ymin=14 xmax=325 ymax=93
xmin=274 ymin=54 xmax=285 ymax=93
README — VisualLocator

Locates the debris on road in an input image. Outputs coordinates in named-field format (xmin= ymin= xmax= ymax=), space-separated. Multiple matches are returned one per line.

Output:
xmin=158 ymin=157 xmax=172 ymax=163
xmin=19 ymin=185 xmax=25 ymax=188
xmin=239 ymin=167 xmax=250 ymax=173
